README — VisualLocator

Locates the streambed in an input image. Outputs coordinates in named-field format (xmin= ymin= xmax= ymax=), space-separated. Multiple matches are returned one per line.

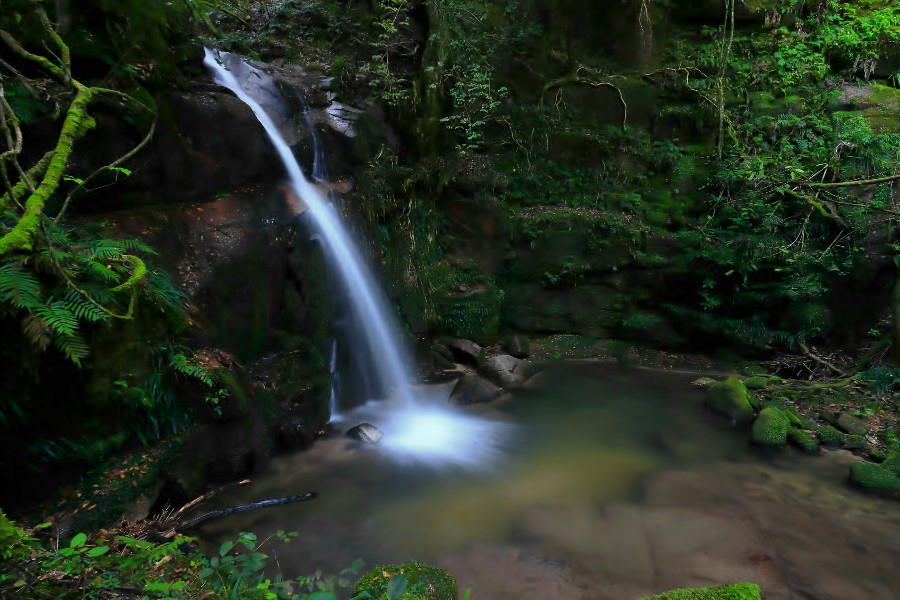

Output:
xmin=200 ymin=364 xmax=900 ymax=599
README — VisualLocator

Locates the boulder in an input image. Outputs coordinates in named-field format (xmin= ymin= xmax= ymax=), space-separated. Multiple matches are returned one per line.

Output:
xmin=480 ymin=354 xmax=530 ymax=389
xmin=836 ymin=413 xmax=867 ymax=436
xmin=751 ymin=407 xmax=790 ymax=448
xmin=449 ymin=374 xmax=502 ymax=405
xmin=638 ymin=582 xmax=761 ymax=600
xmin=706 ymin=377 xmax=755 ymax=423
xmin=346 ymin=423 xmax=383 ymax=444
xmin=446 ymin=339 xmax=483 ymax=366
xmin=849 ymin=461 xmax=900 ymax=495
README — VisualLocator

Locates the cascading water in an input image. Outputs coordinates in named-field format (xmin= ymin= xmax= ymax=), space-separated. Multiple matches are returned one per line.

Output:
xmin=203 ymin=48 xmax=508 ymax=468
xmin=204 ymin=48 xmax=413 ymax=407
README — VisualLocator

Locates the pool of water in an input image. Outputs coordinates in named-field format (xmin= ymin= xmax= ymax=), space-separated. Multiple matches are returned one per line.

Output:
xmin=200 ymin=363 xmax=900 ymax=599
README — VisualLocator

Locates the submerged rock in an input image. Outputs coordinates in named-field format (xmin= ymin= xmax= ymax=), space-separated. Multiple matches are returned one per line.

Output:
xmin=752 ymin=407 xmax=790 ymax=448
xmin=480 ymin=354 xmax=530 ymax=389
xmin=346 ymin=423 xmax=383 ymax=444
xmin=447 ymin=338 xmax=483 ymax=366
xmin=706 ymin=377 xmax=755 ymax=423
xmin=449 ymin=374 xmax=502 ymax=405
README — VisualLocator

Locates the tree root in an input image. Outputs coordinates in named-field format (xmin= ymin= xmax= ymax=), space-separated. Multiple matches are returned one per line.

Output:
xmin=542 ymin=63 xmax=628 ymax=130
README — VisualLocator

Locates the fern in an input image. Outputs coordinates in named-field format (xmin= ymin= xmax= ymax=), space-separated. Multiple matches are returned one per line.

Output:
xmin=0 ymin=263 xmax=41 ymax=309
xmin=62 ymin=290 xmax=109 ymax=322
xmin=53 ymin=332 xmax=90 ymax=366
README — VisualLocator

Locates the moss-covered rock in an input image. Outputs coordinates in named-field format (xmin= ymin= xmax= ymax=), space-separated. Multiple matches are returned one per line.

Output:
xmin=706 ymin=377 xmax=755 ymax=423
xmin=743 ymin=375 xmax=774 ymax=390
xmin=751 ymin=407 xmax=790 ymax=448
xmin=836 ymin=413 xmax=867 ymax=436
xmin=787 ymin=428 xmax=819 ymax=453
xmin=842 ymin=434 xmax=867 ymax=450
xmin=849 ymin=461 xmax=900 ymax=495
xmin=882 ymin=452 xmax=900 ymax=475
xmin=817 ymin=424 xmax=845 ymax=447
xmin=353 ymin=563 xmax=456 ymax=600
xmin=639 ymin=582 xmax=761 ymax=600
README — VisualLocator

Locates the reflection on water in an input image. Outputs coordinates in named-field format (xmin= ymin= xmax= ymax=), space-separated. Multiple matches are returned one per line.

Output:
xmin=201 ymin=364 xmax=900 ymax=600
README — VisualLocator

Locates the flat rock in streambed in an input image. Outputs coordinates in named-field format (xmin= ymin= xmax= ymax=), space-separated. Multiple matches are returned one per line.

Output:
xmin=449 ymin=374 xmax=502 ymax=405
xmin=346 ymin=423 xmax=383 ymax=444
xmin=836 ymin=413 xmax=867 ymax=436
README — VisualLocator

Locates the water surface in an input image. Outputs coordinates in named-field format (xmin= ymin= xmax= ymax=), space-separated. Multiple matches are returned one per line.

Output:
xmin=201 ymin=364 xmax=900 ymax=599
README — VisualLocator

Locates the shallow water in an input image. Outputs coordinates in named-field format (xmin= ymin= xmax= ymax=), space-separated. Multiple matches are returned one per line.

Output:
xmin=201 ymin=364 xmax=900 ymax=599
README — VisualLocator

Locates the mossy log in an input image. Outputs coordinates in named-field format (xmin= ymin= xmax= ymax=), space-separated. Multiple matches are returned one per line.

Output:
xmin=0 ymin=84 xmax=96 ymax=254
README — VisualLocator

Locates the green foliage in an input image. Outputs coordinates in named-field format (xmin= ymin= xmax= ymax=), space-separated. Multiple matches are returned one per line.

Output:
xmin=0 ymin=510 xmax=32 ymax=562
xmin=353 ymin=563 xmax=456 ymax=600
xmin=0 ymin=527 xmax=364 ymax=600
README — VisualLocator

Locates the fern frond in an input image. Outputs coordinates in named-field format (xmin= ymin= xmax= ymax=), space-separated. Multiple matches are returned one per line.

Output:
xmin=21 ymin=315 xmax=52 ymax=351
xmin=34 ymin=301 xmax=78 ymax=336
xmin=0 ymin=262 xmax=42 ymax=309
xmin=121 ymin=239 xmax=157 ymax=255
xmin=63 ymin=290 xmax=109 ymax=322
xmin=53 ymin=332 xmax=90 ymax=366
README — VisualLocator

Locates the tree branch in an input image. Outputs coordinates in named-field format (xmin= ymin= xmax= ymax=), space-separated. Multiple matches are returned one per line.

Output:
xmin=796 ymin=174 xmax=900 ymax=188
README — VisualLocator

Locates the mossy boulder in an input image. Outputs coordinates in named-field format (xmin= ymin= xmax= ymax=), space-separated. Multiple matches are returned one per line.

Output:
xmin=639 ymin=582 xmax=761 ymax=599
xmin=817 ymin=424 xmax=845 ymax=447
xmin=849 ymin=461 xmax=900 ymax=495
xmin=787 ymin=428 xmax=819 ymax=453
xmin=842 ymin=434 xmax=867 ymax=450
xmin=882 ymin=452 xmax=900 ymax=475
xmin=751 ymin=407 xmax=790 ymax=448
xmin=353 ymin=563 xmax=456 ymax=600
xmin=743 ymin=375 xmax=775 ymax=390
xmin=706 ymin=377 xmax=755 ymax=423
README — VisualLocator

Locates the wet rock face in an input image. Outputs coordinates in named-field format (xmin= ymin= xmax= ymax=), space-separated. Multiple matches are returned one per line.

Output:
xmin=347 ymin=423 xmax=384 ymax=444
xmin=447 ymin=339 xmax=483 ymax=366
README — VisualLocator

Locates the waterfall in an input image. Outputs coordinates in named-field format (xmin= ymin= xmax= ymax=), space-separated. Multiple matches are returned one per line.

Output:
xmin=203 ymin=49 xmax=414 ymax=410
xmin=203 ymin=49 xmax=509 ymax=468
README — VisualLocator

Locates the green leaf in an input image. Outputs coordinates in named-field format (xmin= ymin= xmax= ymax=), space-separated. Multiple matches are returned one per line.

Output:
xmin=69 ymin=532 xmax=87 ymax=548
xmin=219 ymin=540 xmax=234 ymax=556
xmin=86 ymin=546 xmax=109 ymax=557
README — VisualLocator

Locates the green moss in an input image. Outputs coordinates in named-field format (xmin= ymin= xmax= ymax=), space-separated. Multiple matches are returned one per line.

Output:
xmin=818 ymin=424 xmax=845 ymax=447
xmin=842 ymin=434 xmax=867 ymax=450
xmin=849 ymin=461 xmax=900 ymax=494
xmin=742 ymin=376 xmax=771 ymax=390
xmin=787 ymin=428 xmax=819 ymax=453
xmin=882 ymin=452 xmax=900 ymax=475
xmin=706 ymin=377 xmax=755 ymax=423
xmin=353 ymin=563 xmax=456 ymax=600
xmin=639 ymin=582 xmax=761 ymax=600
xmin=752 ymin=407 xmax=790 ymax=448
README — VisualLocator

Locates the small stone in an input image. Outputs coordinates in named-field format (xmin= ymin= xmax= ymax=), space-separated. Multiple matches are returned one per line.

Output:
xmin=690 ymin=377 xmax=717 ymax=388
xmin=346 ymin=423 xmax=383 ymax=444
xmin=836 ymin=413 xmax=867 ymax=436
